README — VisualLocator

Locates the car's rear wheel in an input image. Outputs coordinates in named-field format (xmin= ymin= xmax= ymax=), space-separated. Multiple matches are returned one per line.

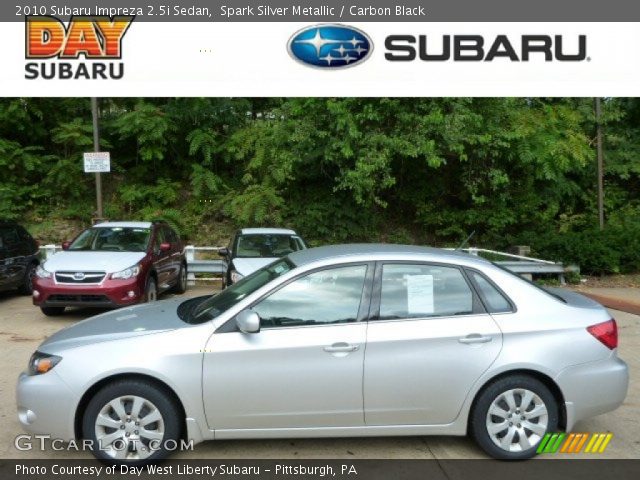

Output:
xmin=82 ymin=379 xmax=181 ymax=464
xmin=18 ymin=262 xmax=37 ymax=295
xmin=145 ymin=276 xmax=157 ymax=302
xmin=40 ymin=306 xmax=65 ymax=316
xmin=172 ymin=263 xmax=187 ymax=294
xmin=470 ymin=375 xmax=558 ymax=459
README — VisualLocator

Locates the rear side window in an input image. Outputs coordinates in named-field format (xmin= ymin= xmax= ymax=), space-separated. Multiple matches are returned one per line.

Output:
xmin=468 ymin=270 xmax=513 ymax=313
xmin=378 ymin=264 xmax=474 ymax=320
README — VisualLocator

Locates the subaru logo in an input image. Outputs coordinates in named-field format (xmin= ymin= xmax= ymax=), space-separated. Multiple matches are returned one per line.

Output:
xmin=288 ymin=24 xmax=373 ymax=69
xmin=73 ymin=272 xmax=85 ymax=281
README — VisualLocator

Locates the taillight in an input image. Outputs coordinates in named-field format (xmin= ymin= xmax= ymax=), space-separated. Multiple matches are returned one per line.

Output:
xmin=587 ymin=319 xmax=618 ymax=349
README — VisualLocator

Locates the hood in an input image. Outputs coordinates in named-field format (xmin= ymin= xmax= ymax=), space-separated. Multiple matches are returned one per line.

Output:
xmin=44 ymin=251 xmax=146 ymax=273
xmin=39 ymin=298 xmax=186 ymax=353
xmin=232 ymin=257 xmax=278 ymax=276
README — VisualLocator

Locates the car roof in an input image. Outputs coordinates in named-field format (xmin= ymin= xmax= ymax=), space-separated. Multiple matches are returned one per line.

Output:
xmin=239 ymin=228 xmax=297 ymax=235
xmin=288 ymin=244 xmax=491 ymax=267
xmin=93 ymin=221 xmax=153 ymax=229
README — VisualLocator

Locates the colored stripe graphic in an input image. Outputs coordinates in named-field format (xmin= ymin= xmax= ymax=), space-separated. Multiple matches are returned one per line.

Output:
xmin=539 ymin=433 xmax=613 ymax=454
xmin=537 ymin=433 xmax=566 ymax=453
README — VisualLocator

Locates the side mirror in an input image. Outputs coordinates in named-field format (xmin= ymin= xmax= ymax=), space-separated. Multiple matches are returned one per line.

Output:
xmin=160 ymin=242 xmax=171 ymax=252
xmin=236 ymin=310 xmax=260 ymax=334
xmin=218 ymin=247 xmax=229 ymax=257
xmin=61 ymin=241 xmax=71 ymax=251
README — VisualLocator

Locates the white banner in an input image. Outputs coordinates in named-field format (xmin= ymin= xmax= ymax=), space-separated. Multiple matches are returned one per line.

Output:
xmin=2 ymin=22 xmax=638 ymax=96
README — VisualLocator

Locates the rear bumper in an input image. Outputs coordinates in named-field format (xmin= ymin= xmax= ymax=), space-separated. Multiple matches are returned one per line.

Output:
xmin=33 ymin=276 xmax=144 ymax=308
xmin=556 ymin=353 xmax=629 ymax=431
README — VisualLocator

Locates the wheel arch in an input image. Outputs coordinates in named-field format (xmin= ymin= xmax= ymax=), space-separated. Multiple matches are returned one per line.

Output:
xmin=74 ymin=373 xmax=187 ymax=441
xmin=468 ymin=368 xmax=567 ymax=432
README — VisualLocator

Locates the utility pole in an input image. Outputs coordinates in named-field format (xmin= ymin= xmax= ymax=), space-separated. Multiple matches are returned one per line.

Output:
xmin=595 ymin=97 xmax=604 ymax=230
xmin=91 ymin=97 xmax=103 ymax=220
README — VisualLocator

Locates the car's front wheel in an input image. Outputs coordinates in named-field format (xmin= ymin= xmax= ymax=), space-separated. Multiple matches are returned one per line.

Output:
xmin=18 ymin=262 xmax=37 ymax=295
xmin=470 ymin=375 xmax=558 ymax=459
xmin=82 ymin=379 xmax=181 ymax=464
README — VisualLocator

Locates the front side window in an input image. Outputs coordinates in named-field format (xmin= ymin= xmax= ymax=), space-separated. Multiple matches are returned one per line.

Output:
xmin=69 ymin=227 xmax=151 ymax=252
xmin=0 ymin=227 xmax=20 ymax=247
xmin=253 ymin=264 xmax=367 ymax=328
xmin=378 ymin=264 xmax=474 ymax=320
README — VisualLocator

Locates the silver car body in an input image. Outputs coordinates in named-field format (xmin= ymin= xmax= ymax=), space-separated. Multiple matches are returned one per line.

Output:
xmin=17 ymin=244 xmax=628 ymax=446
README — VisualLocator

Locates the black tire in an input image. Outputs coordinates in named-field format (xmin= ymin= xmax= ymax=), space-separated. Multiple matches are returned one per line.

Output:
xmin=172 ymin=263 xmax=187 ymax=294
xmin=40 ymin=306 xmax=65 ymax=316
xmin=82 ymin=379 xmax=181 ymax=465
xmin=470 ymin=375 xmax=558 ymax=460
xmin=145 ymin=276 xmax=158 ymax=302
xmin=18 ymin=262 xmax=37 ymax=295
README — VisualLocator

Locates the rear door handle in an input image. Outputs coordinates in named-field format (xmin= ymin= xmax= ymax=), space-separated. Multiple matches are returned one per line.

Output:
xmin=459 ymin=334 xmax=493 ymax=345
xmin=323 ymin=343 xmax=359 ymax=353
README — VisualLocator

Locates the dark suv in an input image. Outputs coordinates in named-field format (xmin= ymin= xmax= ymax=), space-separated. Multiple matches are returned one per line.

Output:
xmin=0 ymin=221 xmax=40 ymax=295
xmin=33 ymin=221 xmax=187 ymax=315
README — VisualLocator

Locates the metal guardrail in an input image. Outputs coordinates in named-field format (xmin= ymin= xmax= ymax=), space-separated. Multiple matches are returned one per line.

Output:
xmin=184 ymin=246 xmax=226 ymax=285
xmin=451 ymin=247 xmax=579 ymax=284
xmin=39 ymin=245 xmax=577 ymax=285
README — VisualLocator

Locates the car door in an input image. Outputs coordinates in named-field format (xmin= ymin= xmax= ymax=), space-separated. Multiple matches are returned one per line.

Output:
xmin=363 ymin=262 xmax=503 ymax=426
xmin=151 ymin=228 xmax=171 ymax=288
xmin=203 ymin=263 xmax=373 ymax=430
xmin=162 ymin=225 xmax=181 ymax=282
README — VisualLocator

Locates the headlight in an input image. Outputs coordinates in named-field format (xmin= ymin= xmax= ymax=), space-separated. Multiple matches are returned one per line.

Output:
xmin=230 ymin=270 xmax=244 ymax=283
xmin=28 ymin=351 xmax=62 ymax=375
xmin=35 ymin=265 xmax=52 ymax=279
xmin=111 ymin=264 xmax=141 ymax=280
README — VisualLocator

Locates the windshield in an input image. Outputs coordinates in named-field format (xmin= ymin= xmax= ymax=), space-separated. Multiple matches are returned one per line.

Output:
xmin=235 ymin=234 xmax=300 ymax=258
xmin=69 ymin=227 xmax=151 ymax=252
xmin=184 ymin=258 xmax=295 ymax=324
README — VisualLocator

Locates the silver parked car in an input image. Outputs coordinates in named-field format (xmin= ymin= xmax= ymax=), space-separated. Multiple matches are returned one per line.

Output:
xmin=17 ymin=244 xmax=628 ymax=463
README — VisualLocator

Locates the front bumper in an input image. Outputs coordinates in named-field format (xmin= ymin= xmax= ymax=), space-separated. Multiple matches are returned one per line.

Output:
xmin=33 ymin=276 xmax=143 ymax=308
xmin=16 ymin=370 xmax=78 ymax=442
xmin=556 ymin=353 xmax=629 ymax=431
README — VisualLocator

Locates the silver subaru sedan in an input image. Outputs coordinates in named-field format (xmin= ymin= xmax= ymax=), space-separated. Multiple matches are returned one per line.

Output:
xmin=17 ymin=244 xmax=628 ymax=463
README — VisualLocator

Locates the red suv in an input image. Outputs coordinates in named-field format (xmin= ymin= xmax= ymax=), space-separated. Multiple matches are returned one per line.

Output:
xmin=32 ymin=221 xmax=187 ymax=316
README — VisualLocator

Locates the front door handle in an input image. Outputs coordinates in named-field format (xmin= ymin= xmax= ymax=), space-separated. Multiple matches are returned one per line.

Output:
xmin=459 ymin=334 xmax=493 ymax=345
xmin=323 ymin=342 xmax=359 ymax=353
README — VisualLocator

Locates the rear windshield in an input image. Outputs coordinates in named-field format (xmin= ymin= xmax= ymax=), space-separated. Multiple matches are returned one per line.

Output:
xmin=69 ymin=227 xmax=151 ymax=252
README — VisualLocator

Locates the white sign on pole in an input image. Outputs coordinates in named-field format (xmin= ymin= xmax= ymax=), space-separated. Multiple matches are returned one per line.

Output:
xmin=83 ymin=152 xmax=110 ymax=173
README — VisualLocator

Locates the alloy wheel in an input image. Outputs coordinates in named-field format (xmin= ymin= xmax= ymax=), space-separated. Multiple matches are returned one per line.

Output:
xmin=486 ymin=388 xmax=549 ymax=452
xmin=94 ymin=395 xmax=165 ymax=460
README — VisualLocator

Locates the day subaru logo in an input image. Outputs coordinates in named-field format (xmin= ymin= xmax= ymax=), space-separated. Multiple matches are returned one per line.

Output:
xmin=288 ymin=24 xmax=373 ymax=69
xmin=73 ymin=272 xmax=85 ymax=281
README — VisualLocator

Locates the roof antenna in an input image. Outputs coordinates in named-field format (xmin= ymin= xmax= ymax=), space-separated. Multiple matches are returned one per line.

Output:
xmin=456 ymin=230 xmax=476 ymax=250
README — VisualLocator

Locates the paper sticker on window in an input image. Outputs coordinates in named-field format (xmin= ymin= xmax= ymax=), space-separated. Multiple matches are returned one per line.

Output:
xmin=406 ymin=274 xmax=434 ymax=315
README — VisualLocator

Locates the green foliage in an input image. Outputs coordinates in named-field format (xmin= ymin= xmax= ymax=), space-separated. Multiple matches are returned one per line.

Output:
xmin=0 ymin=97 xmax=639 ymax=274
xmin=522 ymin=224 xmax=640 ymax=275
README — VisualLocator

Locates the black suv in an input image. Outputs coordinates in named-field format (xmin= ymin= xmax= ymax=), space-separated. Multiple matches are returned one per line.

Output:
xmin=0 ymin=221 xmax=40 ymax=295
